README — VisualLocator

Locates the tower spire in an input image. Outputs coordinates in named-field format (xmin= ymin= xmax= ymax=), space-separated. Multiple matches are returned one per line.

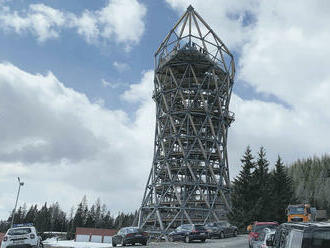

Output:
xmin=187 ymin=5 xmax=194 ymax=11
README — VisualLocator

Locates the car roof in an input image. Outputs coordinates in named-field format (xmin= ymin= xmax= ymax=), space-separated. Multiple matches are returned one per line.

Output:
xmin=288 ymin=204 xmax=305 ymax=207
xmin=121 ymin=226 xmax=139 ymax=230
xmin=10 ymin=226 xmax=34 ymax=230
xmin=255 ymin=222 xmax=278 ymax=225
xmin=282 ymin=222 xmax=330 ymax=229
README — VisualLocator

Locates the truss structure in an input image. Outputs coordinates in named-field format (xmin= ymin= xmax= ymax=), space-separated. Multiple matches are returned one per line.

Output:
xmin=138 ymin=5 xmax=235 ymax=235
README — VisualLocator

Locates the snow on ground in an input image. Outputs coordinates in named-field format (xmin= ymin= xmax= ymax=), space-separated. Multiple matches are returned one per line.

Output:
xmin=43 ymin=239 xmax=112 ymax=248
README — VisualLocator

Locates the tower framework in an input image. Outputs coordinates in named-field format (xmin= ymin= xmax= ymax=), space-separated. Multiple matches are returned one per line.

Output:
xmin=138 ymin=6 xmax=235 ymax=234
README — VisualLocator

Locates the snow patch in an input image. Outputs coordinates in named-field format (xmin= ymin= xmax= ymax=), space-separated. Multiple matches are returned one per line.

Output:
xmin=43 ymin=240 xmax=112 ymax=248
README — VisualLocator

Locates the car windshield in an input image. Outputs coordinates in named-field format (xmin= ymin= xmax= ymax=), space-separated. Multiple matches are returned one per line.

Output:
xmin=126 ymin=227 xmax=140 ymax=233
xmin=195 ymin=225 xmax=205 ymax=231
xmin=288 ymin=206 xmax=305 ymax=214
xmin=8 ymin=228 xmax=31 ymax=235
xmin=257 ymin=232 xmax=266 ymax=241
xmin=217 ymin=222 xmax=227 ymax=226
xmin=254 ymin=225 xmax=277 ymax=232
xmin=311 ymin=230 xmax=330 ymax=248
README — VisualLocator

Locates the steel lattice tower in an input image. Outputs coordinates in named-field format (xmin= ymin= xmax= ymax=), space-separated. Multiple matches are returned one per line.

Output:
xmin=138 ymin=5 xmax=235 ymax=234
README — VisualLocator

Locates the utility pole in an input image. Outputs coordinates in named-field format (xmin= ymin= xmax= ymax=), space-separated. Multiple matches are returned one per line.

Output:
xmin=11 ymin=177 xmax=24 ymax=227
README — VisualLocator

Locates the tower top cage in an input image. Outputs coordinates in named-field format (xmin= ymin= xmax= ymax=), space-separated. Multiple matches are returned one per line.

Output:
xmin=155 ymin=5 xmax=235 ymax=80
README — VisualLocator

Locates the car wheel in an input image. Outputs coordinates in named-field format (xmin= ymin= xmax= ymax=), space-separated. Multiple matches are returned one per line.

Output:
xmin=112 ymin=242 xmax=117 ymax=247
xmin=141 ymin=241 xmax=147 ymax=246
xmin=219 ymin=232 xmax=225 ymax=239
xmin=201 ymin=239 xmax=206 ymax=243
xmin=185 ymin=236 xmax=191 ymax=243
xmin=168 ymin=236 xmax=173 ymax=242
xmin=121 ymin=239 xmax=126 ymax=246
xmin=233 ymin=230 xmax=238 ymax=237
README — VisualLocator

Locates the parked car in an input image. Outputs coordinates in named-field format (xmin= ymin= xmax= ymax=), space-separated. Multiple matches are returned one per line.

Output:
xmin=168 ymin=224 xmax=207 ymax=243
xmin=112 ymin=227 xmax=148 ymax=247
xmin=251 ymin=228 xmax=275 ymax=248
xmin=205 ymin=221 xmax=238 ymax=239
xmin=248 ymin=222 xmax=279 ymax=248
xmin=267 ymin=222 xmax=330 ymax=248
xmin=1 ymin=223 xmax=42 ymax=248
xmin=0 ymin=233 xmax=4 ymax=247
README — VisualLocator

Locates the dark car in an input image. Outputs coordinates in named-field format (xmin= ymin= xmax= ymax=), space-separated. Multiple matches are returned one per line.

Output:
xmin=248 ymin=222 xmax=279 ymax=248
xmin=267 ymin=222 xmax=330 ymax=248
xmin=168 ymin=224 xmax=207 ymax=243
xmin=205 ymin=221 xmax=238 ymax=239
xmin=112 ymin=227 xmax=148 ymax=247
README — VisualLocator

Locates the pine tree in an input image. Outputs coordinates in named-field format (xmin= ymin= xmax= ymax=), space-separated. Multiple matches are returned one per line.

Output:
xmin=81 ymin=196 xmax=89 ymax=226
xmin=270 ymin=156 xmax=294 ymax=223
xmin=73 ymin=202 xmax=84 ymax=228
xmin=228 ymin=146 xmax=256 ymax=229
xmin=94 ymin=198 xmax=101 ymax=228
xmin=251 ymin=147 xmax=271 ymax=221
xmin=35 ymin=203 xmax=51 ymax=232
xmin=85 ymin=205 xmax=96 ymax=227
xmin=103 ymin=211 xmax=113 ymax=229
xmin=25 ymin=205 xmax=38 ymax=224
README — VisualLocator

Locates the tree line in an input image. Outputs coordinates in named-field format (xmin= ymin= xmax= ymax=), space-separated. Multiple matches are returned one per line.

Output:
xmin=1 ymin=147 xmax=329 ymax=235
xmin=229 ymin=147 xmax=330 ymax=231
xmin=288 ymin=155 xmax=330 ymax=213
xmin=0 ymin=196 xmax=136 ymax=239
xmin=228 ymin=146 xmax=295 ymax=230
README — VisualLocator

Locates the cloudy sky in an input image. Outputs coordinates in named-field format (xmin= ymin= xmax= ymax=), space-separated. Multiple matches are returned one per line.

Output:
xmin=1 ymin=0 xmax=330 ymax=219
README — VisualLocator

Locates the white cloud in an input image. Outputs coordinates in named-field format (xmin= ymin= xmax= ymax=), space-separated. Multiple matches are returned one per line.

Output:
xmin=121 ymin=70 xmax=153 ymax=103
xmin=71 ymin=10 xmax=99 ymax=44
xmin=239 ymin=1 xmax=330 ymax=111
xmin=101 ymin=79 xmax=126 ymax=89
xmin=0 ymin=63 xmax=154 ymax=219
xmin=0 ymin=3 xmax=65 ymax=42
xmin=98 ymin=0 xmax=146 ymax=46
xmin=113 ymin=61 xmax=130 ymax=72
xmin=0 ymin=0 xmax=147 ymax=48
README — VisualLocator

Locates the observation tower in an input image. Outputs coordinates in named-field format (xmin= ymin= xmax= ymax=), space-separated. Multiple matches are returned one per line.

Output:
xmin=138 ymin=5 xmax=235 ymax=234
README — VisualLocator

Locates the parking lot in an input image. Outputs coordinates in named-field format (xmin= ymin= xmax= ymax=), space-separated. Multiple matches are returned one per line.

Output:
xmin=148 ymin=236 xmax=248 ymax=248
xmin=44 ymin=235 xmax=248 ymax=248
xmin=146 ymin=236 xmax=248 ymax=248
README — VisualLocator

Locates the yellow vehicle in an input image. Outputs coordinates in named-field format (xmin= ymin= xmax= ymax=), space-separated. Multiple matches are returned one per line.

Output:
xmin=287 ymin=204 xmax=311 ymax=222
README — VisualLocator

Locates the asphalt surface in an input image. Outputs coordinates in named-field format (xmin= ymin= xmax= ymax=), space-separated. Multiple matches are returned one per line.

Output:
xmin=44 ymin=235 xmax=248 ymax=248
xmin=133 ymin=235 xmax=248 ymax=248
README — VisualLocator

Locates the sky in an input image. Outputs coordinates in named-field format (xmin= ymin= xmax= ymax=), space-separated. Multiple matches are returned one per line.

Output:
xmin=1 ymin=0 xmax=330 ymax=220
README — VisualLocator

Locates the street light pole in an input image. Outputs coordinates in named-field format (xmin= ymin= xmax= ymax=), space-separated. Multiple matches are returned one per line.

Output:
xmin=11 ymin=177 xmax=24 ymax=227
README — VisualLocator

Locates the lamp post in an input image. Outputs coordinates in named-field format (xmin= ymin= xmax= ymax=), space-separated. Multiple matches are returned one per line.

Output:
xmin=11 ymin=177 xmax=24 ymax=227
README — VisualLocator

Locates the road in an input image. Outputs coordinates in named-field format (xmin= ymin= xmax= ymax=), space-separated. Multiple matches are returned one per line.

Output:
xmin=143 ymin=235 xmax=248 ymax=248
xmin=44 ymin=235 xmax=248 ymax=248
